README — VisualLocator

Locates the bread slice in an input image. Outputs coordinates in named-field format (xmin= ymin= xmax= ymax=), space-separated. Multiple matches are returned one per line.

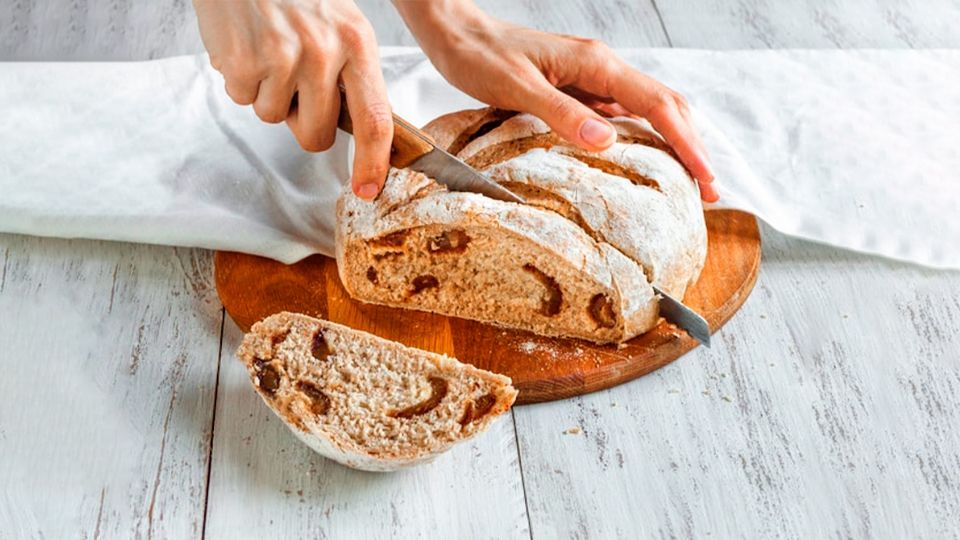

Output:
xmin=236 ymin=312 xmax=518 ymax=471
xmin=335 ymin=108 xmax=707 ymax=344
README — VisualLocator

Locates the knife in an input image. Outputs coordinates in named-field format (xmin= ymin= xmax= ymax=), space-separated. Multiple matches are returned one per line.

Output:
xmin=654 ymin=286 xmax=711 ymax=347
xmin=336 ymin=94 xmax=525 ymax=204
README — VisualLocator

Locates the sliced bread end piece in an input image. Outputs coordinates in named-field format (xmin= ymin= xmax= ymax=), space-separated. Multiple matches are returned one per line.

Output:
xmin=237 ymin=312 xmax=518 ymax=472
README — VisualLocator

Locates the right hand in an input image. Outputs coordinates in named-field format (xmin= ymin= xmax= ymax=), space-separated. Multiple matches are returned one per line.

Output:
xmin=193 ymin=0 xmax=393 ymax=200
xmin=394 ymin=0 xmax=717 ymax=202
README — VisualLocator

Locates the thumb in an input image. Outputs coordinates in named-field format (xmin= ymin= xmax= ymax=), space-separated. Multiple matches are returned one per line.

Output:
xmin=524 ymin=83 xmax=617 ymax=151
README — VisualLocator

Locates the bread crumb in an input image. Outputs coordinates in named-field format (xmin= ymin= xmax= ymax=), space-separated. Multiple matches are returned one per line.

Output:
xmin=564 ymin=427 xmax=582 ymax=435
xmin=519 ymin=341 xmax=538 ymax=353
xmin=517 ymin=340 xmax=565 ymax=360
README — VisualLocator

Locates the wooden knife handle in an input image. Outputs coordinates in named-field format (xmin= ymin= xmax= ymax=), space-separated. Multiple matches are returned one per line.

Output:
xmin=336 ymin=91 xmax=434 ymax=168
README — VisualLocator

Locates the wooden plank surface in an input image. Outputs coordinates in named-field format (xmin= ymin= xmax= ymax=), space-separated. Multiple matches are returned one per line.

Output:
xmin=0 ymin=0 xmax=670 ymax=61
xmin=655 ymin=0 xmax=960 ymax=48
xmin=514 ymin=228 xmax=960 ymax=538
xmin=1 ymin=1 xmax=959 ymax=539
xmin=0 ymin=1 xmax=204 ymax=60
xmin=0 ymin=236 xmax=222 ymax=539
xmin=356 ymin=0 xmax=671 ymax=47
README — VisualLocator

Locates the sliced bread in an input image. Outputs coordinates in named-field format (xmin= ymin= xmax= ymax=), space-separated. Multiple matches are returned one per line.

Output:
xmin=336 ymin=108 xmax=707 ymax=344
xmin=236 ymin=312 xmax=518 ymax=471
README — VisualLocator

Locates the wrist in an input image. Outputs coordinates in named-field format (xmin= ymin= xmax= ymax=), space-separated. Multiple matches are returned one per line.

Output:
xmin=393 ymin=0 xmax=494 ymax=50
xmin=393 ymin=0 xmax=483 ymax=21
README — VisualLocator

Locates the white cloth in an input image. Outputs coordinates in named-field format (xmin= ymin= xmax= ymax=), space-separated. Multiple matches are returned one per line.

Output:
xmin=0 ymin=48 xmax=957 ymax=268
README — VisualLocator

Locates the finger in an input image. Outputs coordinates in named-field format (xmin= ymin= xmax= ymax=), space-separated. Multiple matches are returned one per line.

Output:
xmin=674 ymin=97 xmax=713 ymax=172
xmin=598 ymin=98 xmax=714 ymax=184
xmin=223 ymin=77 xmax=260 ymax=106
xmin=598 ymin=67 xmax=714 ymax=182
xmin=209 ymin=54 xmax=223 ymax=72
xmin=219 ymin=60 xmax=265 ymax=106
xmin=286 ymin=69 xmax=341 ymax=152
xmin=521 ymin=79 xmax=617 ymax=151
xmin=253 ymin=73 xmax=298 ymax=123
xmin=644 ymin=96 xmax=714 ymax=183
xmin=342 ymin=51 xmax=393 ymax=201
xmin=560 ymin=85 xmax=615 ymax=104
xmin=567 ymin=48 xmax=715 ymax=182
xmin=589 ymin=100 xmax=717 ymax=195
xmin=699 ymin=179 xmax=720 ymax=202
xmin=592 ymin=101 xmax=632 ymax=118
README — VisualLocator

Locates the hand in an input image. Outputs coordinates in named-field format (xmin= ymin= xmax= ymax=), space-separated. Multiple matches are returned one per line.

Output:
xmin=194 ymin=0 xmax=392 ymax=200
xmin=394 ymin=1 xmax=718 ymax=202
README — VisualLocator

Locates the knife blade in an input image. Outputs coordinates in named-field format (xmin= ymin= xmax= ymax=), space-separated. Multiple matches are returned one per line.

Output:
xmin=654 ymin=286 xmax=711 ymax=347
xmin=336 ymin=94 xmax=525 ymax=204
xmin=405 ymin=141 xmax=526 ymax=204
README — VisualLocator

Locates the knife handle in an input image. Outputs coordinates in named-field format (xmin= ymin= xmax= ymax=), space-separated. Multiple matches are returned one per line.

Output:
xmin=336 ymin=90 xmax=435 ymax=169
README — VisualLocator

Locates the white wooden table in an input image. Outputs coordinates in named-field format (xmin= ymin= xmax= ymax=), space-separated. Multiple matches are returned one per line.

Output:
xmin=2 ymin=1 xmax=959 ymax=538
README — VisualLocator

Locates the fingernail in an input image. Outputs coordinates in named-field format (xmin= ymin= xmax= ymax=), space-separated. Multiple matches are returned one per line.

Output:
xmin=356 ymin=183 xmax=380 ymax=200
xmin=579 ymin=118 xmax=616 ymax=147
xmin=699 ymin=180 xmax=719 ymax=203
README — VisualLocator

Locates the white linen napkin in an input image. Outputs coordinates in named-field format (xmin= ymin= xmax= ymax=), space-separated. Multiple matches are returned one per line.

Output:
xmin=0 ymin=48 xmax=957 ymax=269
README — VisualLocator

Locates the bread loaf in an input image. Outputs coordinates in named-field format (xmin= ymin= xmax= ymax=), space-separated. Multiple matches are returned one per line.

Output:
xmin=336 ymin=108 xmax=707 ymax=344
xmin=237 ymin=312 xmax=517 ymax=471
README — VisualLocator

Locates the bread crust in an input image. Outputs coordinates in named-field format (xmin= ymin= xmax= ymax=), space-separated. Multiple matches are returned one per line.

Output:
xmin=336 ymin=108 xmax=707 ymax=344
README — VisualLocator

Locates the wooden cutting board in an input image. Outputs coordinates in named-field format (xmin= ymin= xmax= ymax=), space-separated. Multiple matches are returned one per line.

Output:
xmin=214 ymin=209 xmax=761 ymax=404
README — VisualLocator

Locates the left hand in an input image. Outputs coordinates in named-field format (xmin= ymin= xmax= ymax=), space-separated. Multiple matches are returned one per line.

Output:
xmin=193 ymin=0 xmax=394 ymax=200
xmin=394 ymin=0 xmax=718 ymax=202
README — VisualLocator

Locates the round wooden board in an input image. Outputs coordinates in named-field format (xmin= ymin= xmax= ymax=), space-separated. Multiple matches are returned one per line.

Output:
xmin=215 ymin=209 xmax=761 ymax=404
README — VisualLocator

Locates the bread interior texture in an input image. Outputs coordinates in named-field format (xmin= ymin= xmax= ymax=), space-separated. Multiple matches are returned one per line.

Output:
xmin=240 ymin=313 xmax=515 ymax=461
xmin=344 ymin=224 xmax=628 ymax=342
